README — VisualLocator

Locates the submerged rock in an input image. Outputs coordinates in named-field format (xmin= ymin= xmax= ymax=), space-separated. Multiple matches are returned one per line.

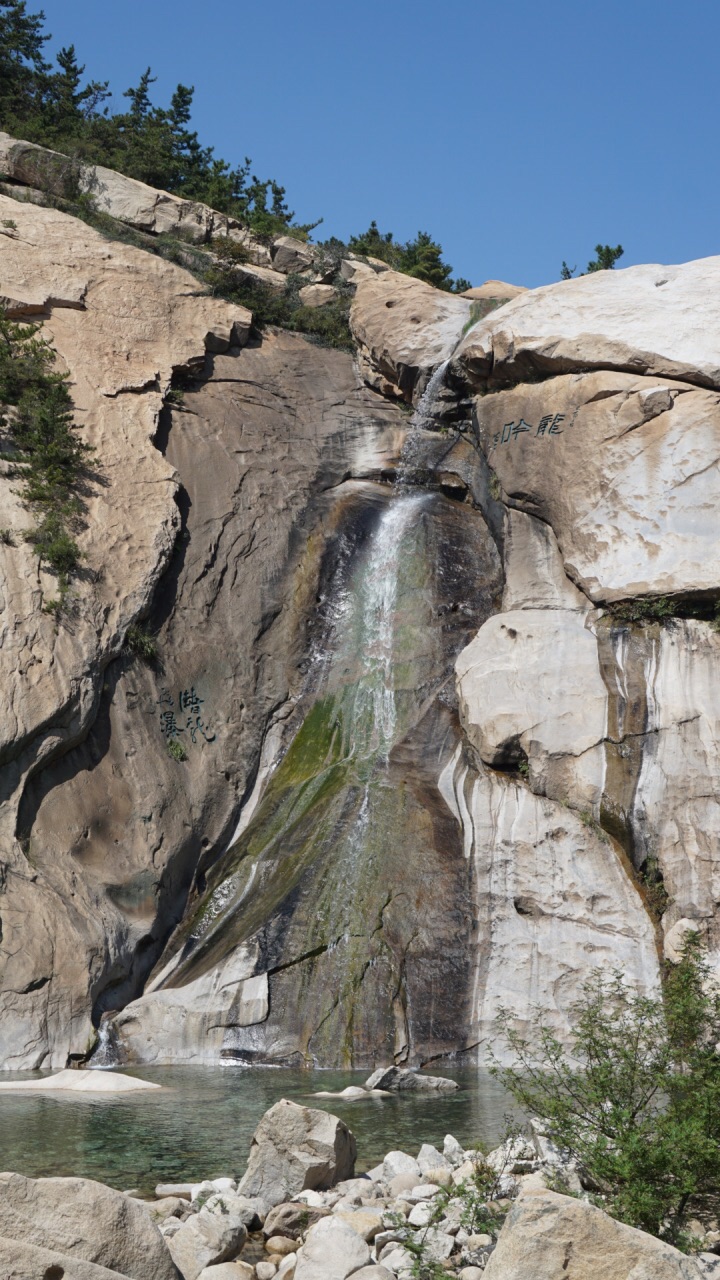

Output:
xmin=0 ymin=1068 xmax=160 ymax=1093
xmin=365 ymin=1067 xmax=458 ymax=1093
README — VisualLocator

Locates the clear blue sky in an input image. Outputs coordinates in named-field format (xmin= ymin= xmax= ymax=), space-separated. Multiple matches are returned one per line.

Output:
xmin=36 ymin=0 xmax=720 ymax=288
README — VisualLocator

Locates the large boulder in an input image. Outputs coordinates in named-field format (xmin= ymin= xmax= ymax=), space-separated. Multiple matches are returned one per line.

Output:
xmin=0 ymin=1235 xmax=130 ymax=1278
xmin=461 ymin=369 xmax=720 ymax=602
xmin=0 ymin=1173 xmax=178 ymax=1280
xmin=456 ymin=256 xmax=720 ymax=391
xmin=350 ymin=269 xmax=471 ymax=402
xmin=237 ymin=1100 xmax=356 ymax=1212
xmin=483 ymin=1190 xmax=702 ymax=1279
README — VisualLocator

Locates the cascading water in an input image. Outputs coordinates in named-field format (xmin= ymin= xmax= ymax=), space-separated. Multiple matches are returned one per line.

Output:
xmin=343 ymin=493 xmax=429 ymax=759
xmin=88 ymin=1019 xmax=119 ymax=1069
xmin=138 ymin=347 xmax=499 ymax=1067
xmin=396 ymin=359 xmax=450 ymax=486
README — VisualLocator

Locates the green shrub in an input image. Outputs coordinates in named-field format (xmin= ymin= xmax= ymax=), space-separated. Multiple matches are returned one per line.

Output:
xmin=167 ymin=737 xmax=187 ymax=762
xmin=123 ymin=623 xmax=157 ymax=664
xmin=0 ymin=308 xmax=93 ymax=591
xmin=607 ymin=596 xmax=676 ymax=624
xmin=493 ymin=935 xmax=720 ymax=1246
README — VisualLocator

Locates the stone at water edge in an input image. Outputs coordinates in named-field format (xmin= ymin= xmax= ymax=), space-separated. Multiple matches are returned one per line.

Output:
xmin=237 ymin=1099 xmax=356 ymax=1213
xmin=382 ymin=1152 xmax=421 ymax=1181
xmin=0 ymin=1172 xmax=177 ymax=1280
xmin=483 ymin=1189 xmax=702 ymax=1279
xmin=417 ymin=1142 xmax=452 ymax=1175
xmin=365 ymin=1066 xmax=458 ymax=1093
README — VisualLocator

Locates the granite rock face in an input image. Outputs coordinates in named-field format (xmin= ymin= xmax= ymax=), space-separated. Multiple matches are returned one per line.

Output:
xmin=0 ymin=189 xmax=405 ymax=1069
xmin=455 ymin=255 xmax=720 ymax=390
xmin=3 ymin=152 xmax=720 ymax=1072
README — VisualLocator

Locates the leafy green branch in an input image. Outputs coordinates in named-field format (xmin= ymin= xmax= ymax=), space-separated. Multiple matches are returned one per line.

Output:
xmin=0 ymin=306 xmax=95 ymax=595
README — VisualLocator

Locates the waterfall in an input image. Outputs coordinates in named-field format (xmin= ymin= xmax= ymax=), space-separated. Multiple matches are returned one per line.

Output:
xmin=396 ymin=359 xmax=450 ymax=485
xmin=88 ymin=1018 xmax=119 ymax=1070
xmin=350 ymin=492 xmax=429 ymax=758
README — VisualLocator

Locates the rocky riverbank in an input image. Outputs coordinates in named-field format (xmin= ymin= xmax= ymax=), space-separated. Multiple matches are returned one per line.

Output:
xmin=2 ymin=1099 xmax=720 ymax=1280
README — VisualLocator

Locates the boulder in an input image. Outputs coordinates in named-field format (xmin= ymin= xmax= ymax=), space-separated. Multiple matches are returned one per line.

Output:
xmin=365 ymin=1067 xmax=458 ymax=1093
xmin=382 ymin=1153 xmax=421 ymax=1181
xmin=462 ymin=369 xmax=720 ymax=601
xmin=416 ymin=1143 xmax=451 ymax=1175
xmin=455 ymin=608 xmax=608 ymax=810
xmin=461 ymin=279 xmax=527 ymax=302
xmin=263 ymin=1201 xmax=330 ymax=1239
xmin=443 ymin=1135 xmax=465 ymax=1167
xmin=456 ymin=255 xmax=720 ymax=391
xmin=332 ymin=1208 xmax=384 ymax=1241
xmin=271 ymin=236 xmax=316 ymax=275
xmin=352 ymin=1270 xmax=394 ymax=1280
xmin=0 ymin=1173 xmax=178 ymax=1279
xmin=350 ymin=269 xmax=471 ymax=402
xmin=237 ymin=1100 xmax=356 ymax=1212
xmin=294 ymin=1216 xmax=371 ymax=1280
xmin=0 ymin=1234 xmax=130 ymax=1279
xmin=483 ymin=1190 xmax=702 ymax=1279
xmin=167 ymin=1201 xmax=248 ymax=1280
xmin=298 ymin=283 xmax=337 ymax=308
xmin=230 ymin=261 xmax=288 ymax=295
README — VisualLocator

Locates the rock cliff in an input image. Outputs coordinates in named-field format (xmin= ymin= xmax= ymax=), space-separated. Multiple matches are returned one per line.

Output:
xmin=1 ymin=148 xmax=718 ymax=1069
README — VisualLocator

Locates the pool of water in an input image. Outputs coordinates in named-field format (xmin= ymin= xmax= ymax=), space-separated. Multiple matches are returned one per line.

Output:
xmin=0 ymin=1066 xmax=517 ymax=1193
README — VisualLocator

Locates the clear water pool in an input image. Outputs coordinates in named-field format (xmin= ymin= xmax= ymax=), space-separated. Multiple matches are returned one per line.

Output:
xmin=0 ymin=1066 xmax=516 ymax=1193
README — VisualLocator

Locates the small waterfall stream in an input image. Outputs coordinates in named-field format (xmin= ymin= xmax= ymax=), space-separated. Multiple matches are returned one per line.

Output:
xmin=146 ymin=353 xmax=485 ymax=1065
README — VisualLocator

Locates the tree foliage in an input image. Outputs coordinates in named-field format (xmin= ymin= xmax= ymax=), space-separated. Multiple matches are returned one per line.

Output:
xmin=0 ymin=306 xmax=93 ymax=591
xmin=561 ymin=243 xmax=624 ymax=279
xmin=0 ymin=1 xmax=308 ymax=237
xmin=493 ymin=936 xmax=720 ymax=1246
xmin=348 ymin=221 xmax=471 ymax=292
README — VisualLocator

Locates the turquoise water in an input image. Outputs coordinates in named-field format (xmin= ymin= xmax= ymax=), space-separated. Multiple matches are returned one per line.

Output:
xmin=0 ymin=1067 xmax=515 ymax=1193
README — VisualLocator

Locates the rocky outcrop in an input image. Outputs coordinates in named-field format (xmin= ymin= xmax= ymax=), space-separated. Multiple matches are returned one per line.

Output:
xmin=350 ymin=269 xmax=471 ymax=401
xmin=0 ymin=130 xmax=254 ymax=247
xmin=460 ymin=279 xmax=527 ymax=301
xmin=483 ymin=1190 xmax=703 ymax=1279
xmin=455 ymin=256 xmax=720 ymax=390
xmin=0 ymin=189 xmax=405 ymax=1069
xmin=0 ymin=1173 xmax=178 ymax=1280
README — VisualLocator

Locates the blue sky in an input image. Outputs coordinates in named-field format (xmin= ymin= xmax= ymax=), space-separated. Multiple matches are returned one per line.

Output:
xmin=36 ymin=0 xmax=719 ymax=287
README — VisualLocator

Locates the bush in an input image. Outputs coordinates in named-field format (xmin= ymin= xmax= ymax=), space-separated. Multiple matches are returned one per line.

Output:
xmin=167 ymin=737 xmax=187 ymax=762
xmin=123 ymin=623 xmax=157 ymax=664
xmin=607 ymin=596 xmax=676 ymax=624
xmin=493 ymin=936 xmax=720 ymax=1246
xmin=0 ymin=307 xmax=94 ymax=591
